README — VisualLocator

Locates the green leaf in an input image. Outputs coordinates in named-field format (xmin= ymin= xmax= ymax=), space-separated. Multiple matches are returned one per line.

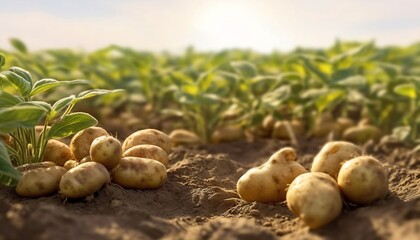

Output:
xmin=391 ymin=126 xmax=411 ymax=141
xmin=262 ymin=85 xmax=291 ymax=109
xmin=50 ymin=95 xmax=76 ymax=118
xmin=231 ymin=61 xmax=258 ymax=79
xmin=48 ymin=112 xmax=98 ymax=139
xmin=182 ymin=84 xmax=199 ymax=96
xmin=198 ymin=93 xmax=222 ymax=105
xmin=0 ymin=69 xmax=32 ymax=96
xmin=0 ymin=91 xmax=23 ymax=107
xmin=10 ymin=38 xmax=28 ymax=54
xmin=19 ymin=101 xmax=51 ymax=113
xmin=394 ymin=83 xmax=417 ymax=99
xmin=30 ymin=78 xmax=90 ymax=97
xmin=76 ymin=89 xmax=123 ymax=101
xmin=0 ymin=142 xmax=21 ymax=186
xmin=0 ymin=53 xmax=5 ymax=68
xmin=0 ymin=106 xmax=46 ymax=132
xmin=315 ymin=89 xmax=345 ymax=112
xmin=198 ymin=70 xmax=215 ymax=92
xmin=336 ymin=75 xmax=367 ymax=87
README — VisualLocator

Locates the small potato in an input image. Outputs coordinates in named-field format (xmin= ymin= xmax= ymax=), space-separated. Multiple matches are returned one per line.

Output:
xmin=63 ymin=160 xmax=79 ymax=170
xmin=260 ymin=115 xmax=276 ymax=137
xmin=112 ymin=157 xmax=167 ymax=189
xmin=16 ymin=166 xmax=67 ymax=198
xmin=123 ymin=144 xmax=168 ymax=167
xmin=169 ymin=129 xmax=202 ymax=147
xmin=43 ymin=139 xmax=73 ymax=166
xmin=90 ymin=136 xmax=122 ymax=170
xmin=286 ymin=172 xmax=342 ymax=229
xmin=59 ymin=162 xmax=110 ymax=198
xmin=343 ymin=125 xmax=382 ymax=144
xmin=311 ymin=113 xmax=335 ymax=138
xmin=211 ymin=125 xmax=244 ymax=143
xmin=16 ymin=161 xmax=56 ymax=172
xmin=311 ymin=141 xmax=362 ymax=179
xmin=271 ymin=120 xmax=304 ymax=140
xmin=35 ymin=125 xmax=51 ymax=141
xmin=333 ymin=117 xmax=355 ymax=138
xmin=122 ymin=129 xmax=171 ymax=154
xmin=237 ymin=147 xmax=307 ymax=203
xmin=80 ymin=156 xmax=92 ymax=164
xmin=337 ymin=156 xmax=388 ymax=205
xmin=70 ymin=127 xmax=109 ymax=160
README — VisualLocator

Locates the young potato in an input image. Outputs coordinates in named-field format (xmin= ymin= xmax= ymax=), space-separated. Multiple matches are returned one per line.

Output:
xmin=123 ymin=144 xmax=168 ymax=167
xmin=211 ymin=125 xmax=244 ymax=143
xmin=90 ymin=136 xmax=122 ymax=170
xmin=286 ymin=172 xmax=342 ymax=229
xmin=43 ymin=139 xmax=73 ymax=166
xmin=63 ymin=160 xmax=79 ymax=170
xmin=237 ymin=147 xmax=307 ymax=203
xmin=311 ymin=141 xmax=362 ymax=179
xmin=112 ymin=157 xmax=167 ymax=189
xmin=260 ymin=115 xmax=276 ymax=137
xmin=70 ymin=127 xmax=109 ymax=160
xmin=59 ymin=162 xmax=110 ymax=199
xmin=311 ymin=113 xmax=335 ymax=138
xmin=343 ymin=125 xmax=382 ymax=144
xmin=122 ymin=129 xmax=171 ymax=154
xmin=333 ymin=117 xmax=355 ymax=138
xmin=271 ymin=120 xmax=304 ymax=140
xmin=16 ymin=161 xmax=56 ymax=172
xmin=169 ymin=129 xmax=203 ymax=147
xmin=337 ymin=156 xmax=388 ymax=205
xmin=16 ymin=166 xmax=67 ymax=198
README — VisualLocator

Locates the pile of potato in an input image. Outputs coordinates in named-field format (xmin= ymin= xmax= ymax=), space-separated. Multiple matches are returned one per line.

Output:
xmin=16 ymin=127 xmax=171 ymax=199
xmin=236 ymin=141 xmax=389 ymax=229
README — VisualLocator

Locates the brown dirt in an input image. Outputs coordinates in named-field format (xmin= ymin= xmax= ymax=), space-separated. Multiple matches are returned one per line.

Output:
xmin=1 ymin=138 xmax=419 ymax=240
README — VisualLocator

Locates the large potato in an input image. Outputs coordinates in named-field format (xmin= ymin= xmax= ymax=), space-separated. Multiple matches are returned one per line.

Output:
xmin=16 ymin=166 xmax=67 ymax=198
xmin=123 ymin=144 xmax=168 ymax=167
xmin=59 ymin=162 xmax=110 ymax=198
xmin=43 ymin=139 xmax=73 ymax=166
xmin=122 ymin=129 xmax=171 ymax=154
xmin=237 ymin=147 xmax=307 ymax=203
xmin=286 ymin=172 xmax=342 ymax=229
xmin=90 ymin=136 xmax=122 ymax=170
xmin=112 ymin=157 xmax=167 ymax=189
xmin=311 ymin=141 xmax=362 ymax=179
xmin=337 ymin=156 xmax=388 ymax=205
xmin=70 ymin=127 xmax=109 ymax=160
xmin=211 ymin=125 xmax=244 ymax=143
xmin=169 ymin=129 xmax=202 ymax=147
xmin=16 ymin=161 xmax=56 ymax=172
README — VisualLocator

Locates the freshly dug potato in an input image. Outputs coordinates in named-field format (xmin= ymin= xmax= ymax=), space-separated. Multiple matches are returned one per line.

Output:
xmin=169 ymin=129 xmax=202 ymax=146
xmin=286 ymin=172 xmax=342 ymax=229
xmin=70 ymin=127 xmax=109 ymax=160
xmin=122 ymin=129 xmax=171 ymax=154
xmin=59 ymin=162 xmax=110 ymax=198
xmin=16 ymin=166 xmax=67 ymax=198
xmin=211 ymin=125 xmax=244 ymax=143
xmin=311 ymin=113 xmax=335 ymax=138
xmin=260 ymin=115 xmax=276 ymax=137
xmin=271 ymin=120 xmax=304 ymax=140
xmin=112 ymin=157 xmax=167 ymax=189
xmin=343 ymin=125 xmax=382 ymax=144
xmin=90 ymin=136 xmax=122 ymax=170
xmin=16 ymin=161 xmax=56 ymax=172
xmin=311 ymin=141 xmax=362 ymax=179
xmin=123 ymin=144 xmax=168 ymax=167
xmin=337 ymin=156 xmax=388 ymax=205
xmin=63 ymin=160 xmax=79 ymax=170
xmin=43 ymin=139 xmax=73 ymax=166
xmin=333 ymin=117 xmax=356 ymax=139
xmin=237 ymin=147 xmax=307 ymax=203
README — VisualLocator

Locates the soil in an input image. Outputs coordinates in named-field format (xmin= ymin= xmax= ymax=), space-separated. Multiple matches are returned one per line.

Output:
xmin=0 ymin=138 xmax=419 ymax=240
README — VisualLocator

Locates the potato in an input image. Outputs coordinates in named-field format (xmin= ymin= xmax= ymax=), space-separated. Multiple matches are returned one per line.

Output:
xmin=334 ymin=117 xmax=355 ymax=138
xmin=59 ymin=162 xmax=110 ymax=198
xmin=112 ymin=157 xmax=167 ymax=189
xmin=35 ymin=125 xmax=50 ymax=141
xmin=80 ymin=156 xmax=92 ymax=164
xmin=123 ymin=144 xmax=168 ymax=167
xmin=311 ymin=141 xmax=362 ymax=179
xmin=169 ymin=129 xmax=202 ymax=147
xmin=286 ymin=172 xmax=342 ymax=229
xmin=311 ymin=113 xmax=335 ymax=138
xmin=237 ymin=147 xmax=307 ymax=203
xmin=43 ymin=139 xmax=73 ymax=166
xmin=70 ymin=127 xmax=109 ymax=160
xmin=211 ymin=125 xmax=244 ymax=143
xmin=122 ymin=129 xmax=171 ymax=154
xmin=271 ymin=120 xmax=304 ymax=140
xmin=63 ymin=160 xmax=79 ymax=170
xmin=343 ymin=125 xmax=382 ymax=144
xmin=16 ymin=161 xmax=56 ymax=172
xmin=90 ymin=136 xmax=122 ymax=170
xmin=16 ymin=166 xmax=67 ymax=198
xmin=337 ymin=156 xmax=388 ymax=205
xmin=261 ymin=115 xmax=276 ymax=136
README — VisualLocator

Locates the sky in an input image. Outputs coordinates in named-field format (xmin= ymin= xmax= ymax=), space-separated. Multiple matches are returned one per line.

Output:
xmin=1 ymin=0 xmax=420 ymax=53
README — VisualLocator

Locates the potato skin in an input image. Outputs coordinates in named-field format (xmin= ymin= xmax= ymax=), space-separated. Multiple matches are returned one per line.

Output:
xmin=70 ymin=127 xmax=109 ymax=160
xmin=169 ymin=129 xmax=202 ymax=147
xmin=311 ymin=141 xmax=362 ymax=179
xmin=43 ymin=139 xmax=73 ymax=166
xmin=59 ymin=162 xmax=110 ymax=198
xmin=122 ymin=129 xmax=171 ymax=154
xmin=16 ymin=161 xmax=56 ymax=172
xmin=286 ymin=172 xmax=342 ymax=229
xmin=337 ymin=156 xmax=388 ymax=205
xmin=343 ymin=125 xmax=382 ymax=144
xmin=211 ymin=125 xmax=244 ymax=143
xmin=123 ymin=144 xmax=168 ymax=167
xmin=90 ymin=136 xmax=122 ymax=170
xmin=63 ymin=160 xmax=79 ymax=170
xmin=112 ymin=157 xmax=167 ymax=189
xmin=16 ymin=166 xmax=67 ymax=198
xmin=271 ymin=120 xmax=304 ymax=140
xmin=237 ymin=147 xmax=307 ymax=203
